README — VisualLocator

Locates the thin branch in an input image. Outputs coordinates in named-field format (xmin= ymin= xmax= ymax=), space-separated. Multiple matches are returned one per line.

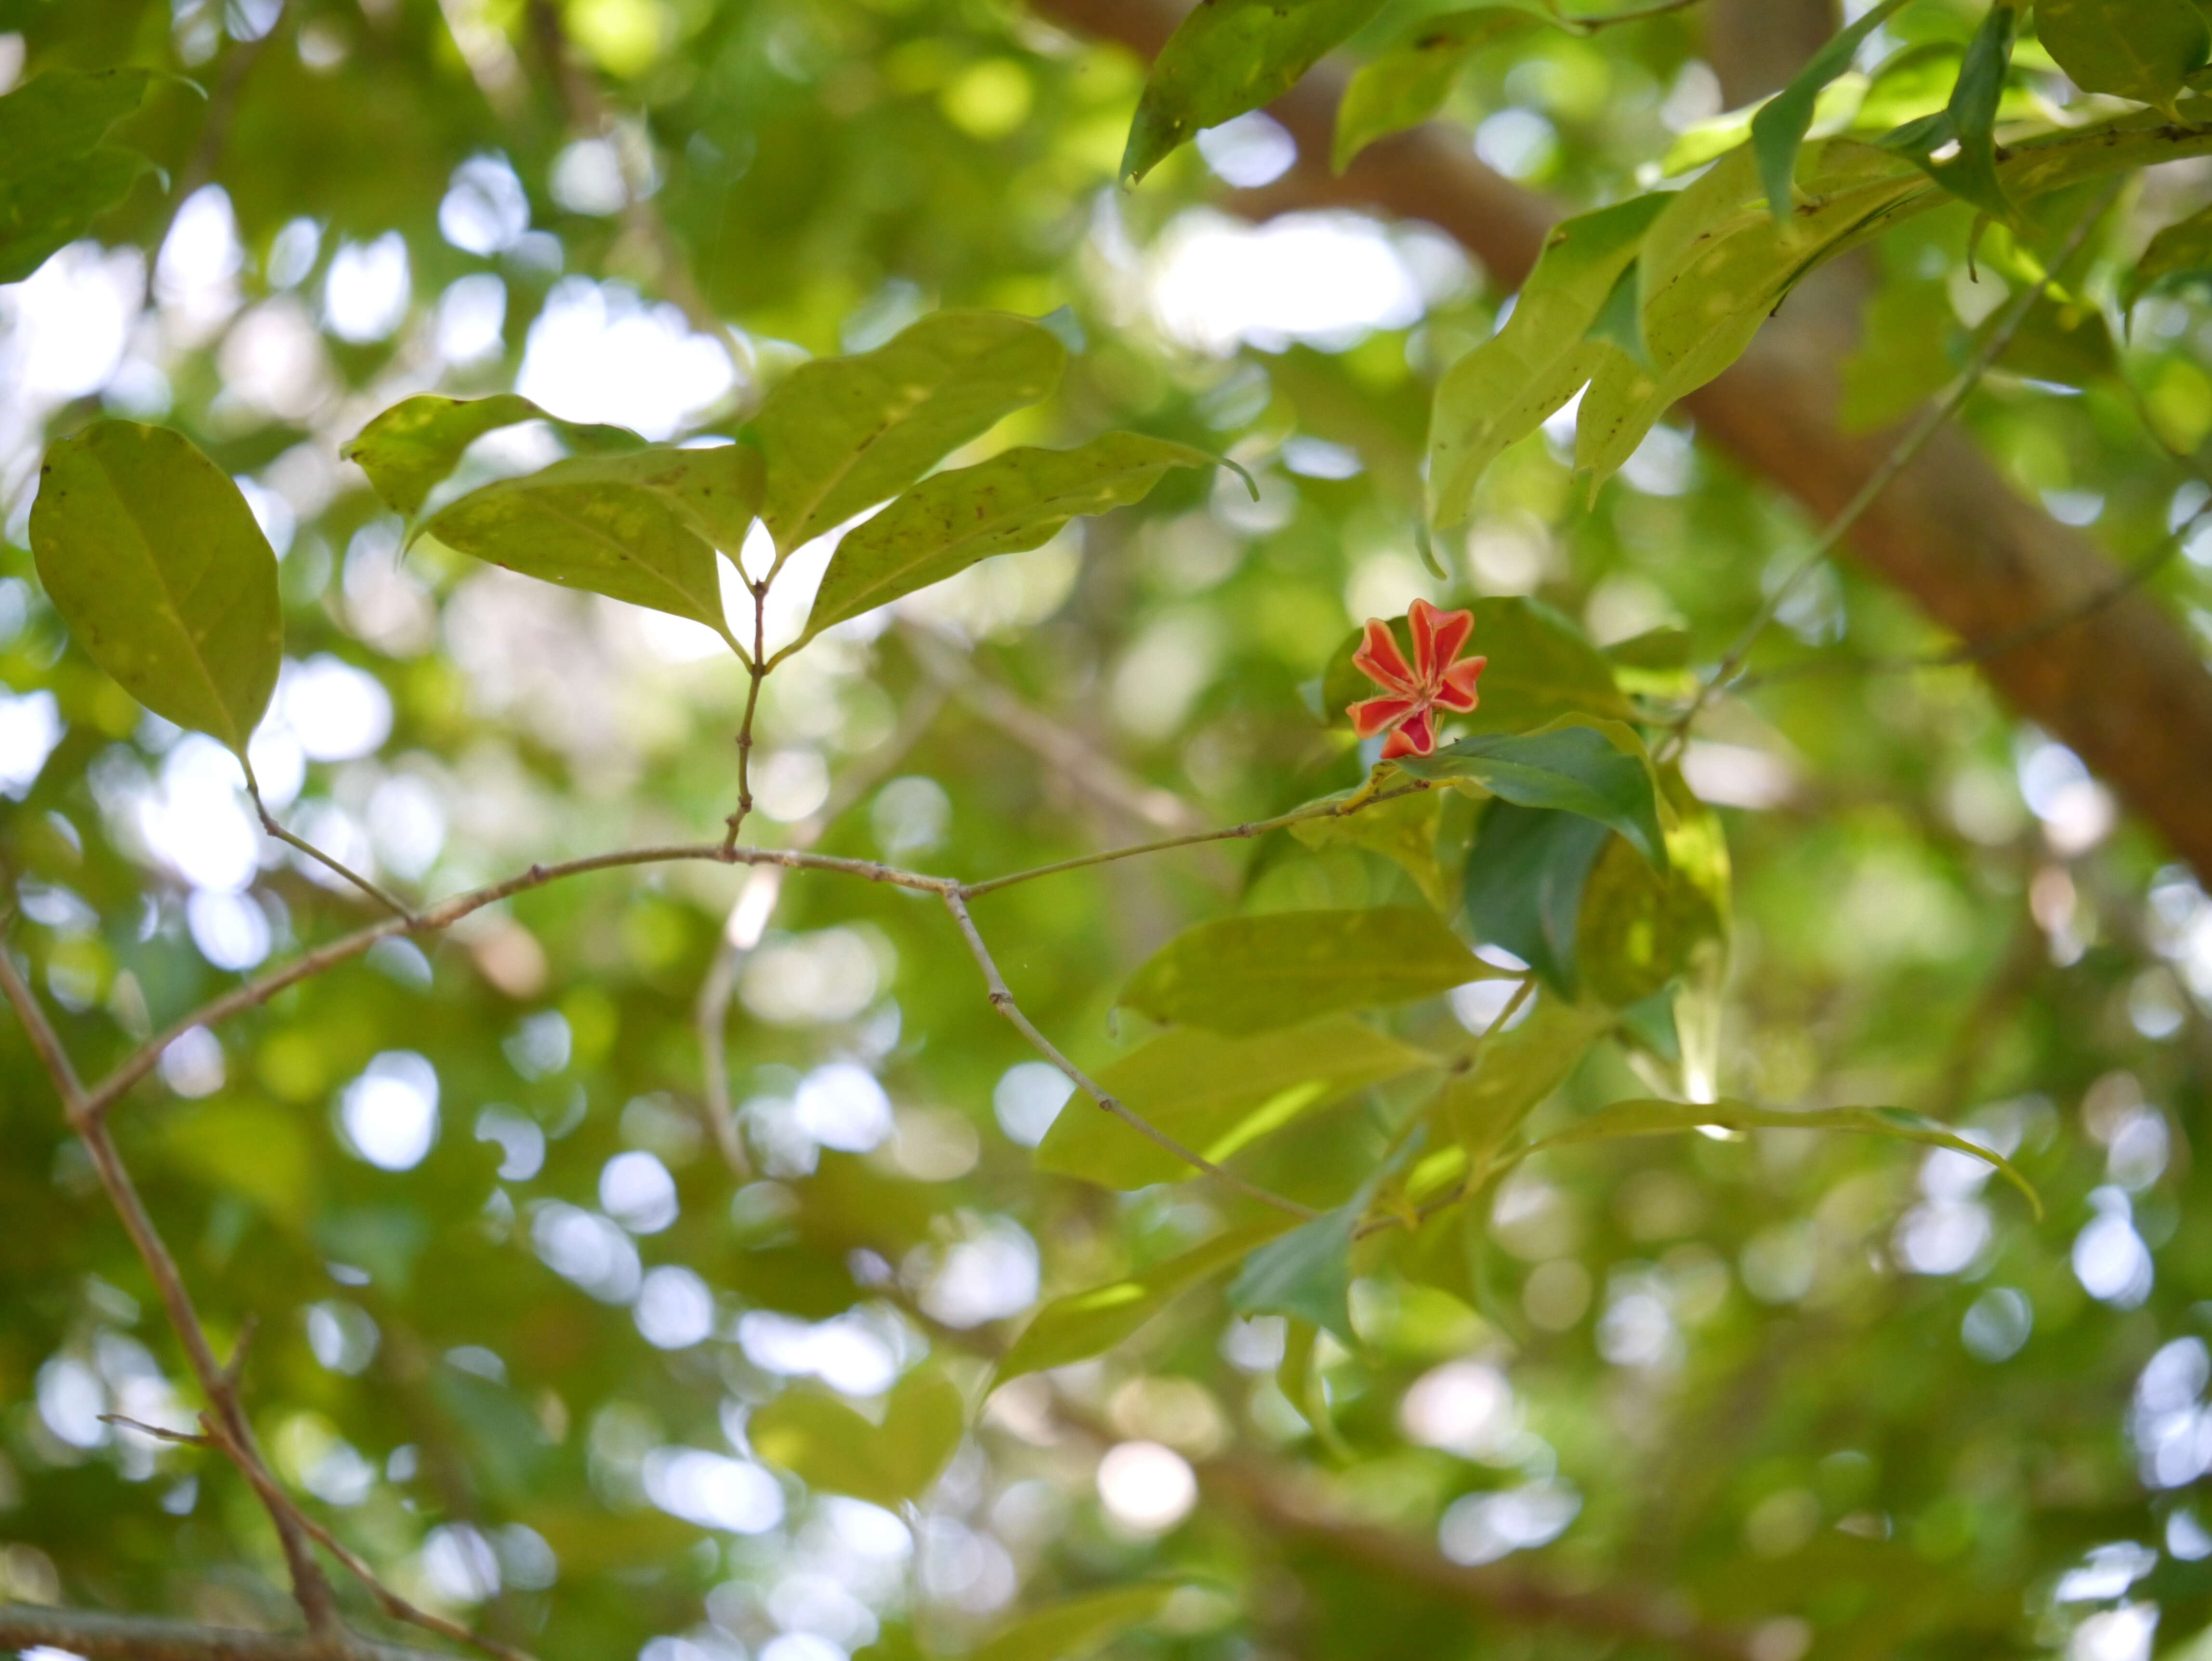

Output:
xmin=722 ymin=581 xmax=771 ymax=856
xmin=1559 ymin=0 xmax=1708 ymax=29
xmin=939 ymin=888 xmax=1320 ymax=1220
xmin=0 ymin=1606 xmax=449 ymax=1661
xmin=250 ymin=784 xmax=417 ymax=923
xmin=1660 ymin=182 xmax=2122 ymax=759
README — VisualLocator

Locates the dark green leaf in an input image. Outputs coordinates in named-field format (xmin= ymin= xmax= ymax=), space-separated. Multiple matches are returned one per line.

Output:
xmin=1751 ymin=0 xmax=1910 ymax=221
xmin=750 ymin=311 xmax=1066 ymax=556
xmin=0 ymin=69 xmax=156 ymax=283
xmin=1226 ymin=1199 xmax=1361 ymax=1342
xmin=1332 ymin=7 xmax=1544 ymax=172
xmin=973 ymin=1585 xmax=1185 ymax=1661
xmin=747 ymin=1367 xmax=967 ymax=1511
xmin=1035 ymin=1017 xmax=1440 ymax=1190
xmin=1396 ymin=721 xmax=1666 ymax=869
xmin=1993 ymin=292 xmax=2117 ymax=387
xmin=999 ymin=1218 xmax=1298 ymax=1378
xmin=2126 ymin=200 xmax=2212 ymax=308
xmin=803 ymin=432 xmax=1212 ymax=639
xmin=1427 ymin=193 xmax=1669 ymax=526
xmin=1462 ymin=804 xmax=1610 ymax=995
xmin=421 ymin=448 xmax=759 ymax=648
xmin=1123 ymin=0 xmax=1389 ymax=184
xmin=343 ymin=394 xmax=646 ymax=523
xmin=2037 ymin=0 xmax=2207 ymax=114
xmin=1119 ymin=906 xmax=1499 ymax=1036
xmin=1321 ymin=597 xmax=1634 ymax=735
xmin=30 ymin=421 xmax=281 ymax=760
xmin=1879 ymin=1 xmax=2017 ymax=222
xmin=1508 ymin=1098 xmax=2041 ymax=1216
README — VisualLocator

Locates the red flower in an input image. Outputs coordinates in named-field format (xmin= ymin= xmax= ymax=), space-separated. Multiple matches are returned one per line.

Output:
xmin=1346 ymin=597 xmax=1487 ymax=760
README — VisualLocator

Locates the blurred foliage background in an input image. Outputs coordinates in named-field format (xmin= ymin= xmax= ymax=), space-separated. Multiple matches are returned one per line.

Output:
xmin=6 ymin=2 xmax=2212 ymax=1661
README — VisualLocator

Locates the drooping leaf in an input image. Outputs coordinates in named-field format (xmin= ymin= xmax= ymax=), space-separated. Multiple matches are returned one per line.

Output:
xmin=2126 ymin=201 xmax=2212 ymax=309
xmin=1878 ymin=1 xmax=2017 ymax=222
xmin=1751 ymin=0 xmax=1910 ymax=220
xmin=1227 ymin=1198 xmax=1362 ymax=1342
xmin=0 ymin=69 xmax=157 ymax=284
xmin=1035 ymin=1017 xmax=1439 ymax=1190
xmin=30 ymin=421 xmax=282 ymax=761
xmin=1430 ymin=995 xmax=1613 ymax=1171
xmin=999 ymin=1217 xmax=1298 ymax=1379
xmin=1993 ymin=291 xmax=2118 ymax=387
xmin=1119 ymin=906 xmax=1499 ymax=1036
xmin=420 ymin=448 xmax=759 ymax=648
xmin=750 ymin=311 xmax=1066 ymax=556
xmin=747 ymin=1367 xmax=967 ymax=1511
xmin=1321 ymin=597 xmax=1634 ymax=735
xmin=1290 ymin=788 xmax=1450 ymax=910
xmin=2036 ymin=0 xmax=2207 ymax=115
xmin=1462 ymin=804 xmax=1611 ymax=995
xmin=972 ymin=1585 xmax=1185 ymax=1661
xmin=1395 ymin=720 xmax=1667 ymax=869
xmin=803 ymin=433 xmax=1212 ymax=639
xmin=1427 ymin=193 xmax=1670 ymax=527
xmin=1123 ymin=0 xmax=1388 ymax=183
xmin=342 ymin=394 xmax=647 ymax=523
xmin=1332 ymin=7 xmax=1544 ymax=172
xmin=1505 ymin=1099 xmax=2041 ymax=1216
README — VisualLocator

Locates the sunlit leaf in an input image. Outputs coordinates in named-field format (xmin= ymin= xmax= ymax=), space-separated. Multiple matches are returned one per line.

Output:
xmin=1506 ymin=1098 xmax=2041 ymax=1216
xmin=2036 ymin=0 xmax=2207 ymax=115
xmin=0 ymin=69 xmax=156 ymax=283
xmin=1431 ymin=995 xmax=1613 ymax=1170
xmin=1291 ymin=788 xmax=1450 ymax=910
xmin=1395 ymin=720 xmax=1666 ymax=869
xmin=803 ymin=432 xmax=1212 ymax=640
xmin=1119 ymin=906 xmax=1499 ymax=1036
xmin=1122 ymin=0 xmax=1388 ymax=183
xmin=747 ymin=1367 xmax=967 ymax=1511
xmin=972 ymin=1584 xmax=1185 ymax=1661
xmin=1000 ymin=1218 xmax=1297 ymax=1379
xmin=750 ymin=311 xmax=1066 ymax=556
xmin=343 ymin=393 xmax=646 ymax=523
xmin=1332 ymin=7 xmax=1543 ymax=172
xmin=1036 ymin=1017 xmax=1440 ymax=1190
xmin=30 ymin=421 xmax=282 ymax=760
xmin=1427 ymin=194 xmax=1668 ymax=527
xmin=421 ymin=448 xmax=758 ymax=648
xmin=1751 ymin=0 xmax=1909 ymax=220
xmin=1321 ymin=597 xmax=1634 ymax=735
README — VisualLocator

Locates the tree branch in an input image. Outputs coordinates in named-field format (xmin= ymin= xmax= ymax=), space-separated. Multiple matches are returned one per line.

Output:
xmin=0 ymin=1605 xmax=448 ymax=1661
xmin=1028 ymin=0 xmax=2212 ymax=882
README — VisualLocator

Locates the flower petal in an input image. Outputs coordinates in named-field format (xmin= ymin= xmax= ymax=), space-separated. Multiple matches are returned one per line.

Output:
xmin=1353 ymin=618 xmax=1416 ymax=692
xmin=1382 ymin=708 xmax=1435 ymax=758
xmin=1420 ymin=603 xmax=1477 ymax=680
xmin=1436 ymin=655 xmax=1487 ymax=711
xmin=1348 ymin=695 xmax=1417 ymax=738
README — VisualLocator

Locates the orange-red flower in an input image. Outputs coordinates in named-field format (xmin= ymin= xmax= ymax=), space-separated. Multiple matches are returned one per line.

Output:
xmin=1347 ymin=597 xmax=1487 ymax=760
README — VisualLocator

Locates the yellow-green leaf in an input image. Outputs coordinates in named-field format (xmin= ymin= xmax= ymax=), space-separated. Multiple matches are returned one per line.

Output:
xmin=343 ymin=393 xmax=646 ymax=523
xmin=750 ymin=311 xmax=1065 ymax=557
xmin=803 ymin=432 xmax=1211 ymax=639
xmin=747 ymin=1367 xmax=967 ymax=1511
xmin=973 ymin=1585 xmax=1185 ymax=1661
xmin=160 ymin=1103 xmax=316 ymax=1230
xmin=1036 ymin=1017 xmax=1440 ymax=1190
xmin=1291 ymin=789 xmax=1450 ymax=910
xmin=30 ymin=422 xmax=282 ymax=761
xmin=1120 ymin=906 xmax=1498 ymax=1036
xmin=2126 ymin=200 xmax=2212 ymax=308
xmin=2037 ymin=0 xmax=2207 ymax=114
xmin=1332 ymin=7 xmax=1542 ymax=172
xmin=1433 ymin=994 xmax=1613 ymax=1171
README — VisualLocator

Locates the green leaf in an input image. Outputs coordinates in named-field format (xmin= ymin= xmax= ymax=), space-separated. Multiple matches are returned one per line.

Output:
xmin=0 ymin=69 xmax=157 ymax=284
xmin=1035 ymin=1017 xmax=1439 ymax=1190
xmin=1878 ymin=1 xmax=2017 ymax=222
xmin=1462 ymin=804 xmax=1611 ymax=995
xmin=1431 ymin=994 xmax=1613 ymax=1169
xmin=1576 ymin=773 xmax=1730 ymax=1010
xmin=1751 ymin=0 xmax=1910 ymax=221
xmin=30 ymin=421 xmax=282 ymax=761
xmin=1993 ymin=292 xmax=2118 ymax=387
xmin=972 ymin=1585 xmax=1185 ymax=1661
xmin=1321 ymin=597 xmax=1634 ymax=735
xmin=750 ymin=311 xmax=1066 ymax=557
xmin=1123 ymin=0 xmax=1388 ymax=183
xmin=803 ymin=432 xmax=1212 ymax=640
xmin=1427 ymin=193 xmax=1670 ymax=526
xmin=342 ymin=394 xmax=647 ymax=523
xmin=1290 ymin=788 xmax=1450 ymax=910
xmin=420 ymin=448 xmax=760 ymax=648
xmin=1395 ymin=721 xmax=1667 ymax=869
xmin=1228 ymin=1201 xmax=1361 ymax=1342
xmin=1585 ymin=259 xmax=1653 ymax=370
xmin=1507 ymin=1098 xmax=2041 ymax=1217
xmin=2126 ymin=201 xmax=2212 ymax=308
xmin=1332 ymin=7 xmax=1544 ymax=172
xmin=747 ymin=1367 xmax=967 ymax=1511
xmin=2036 ymin=0 xmax=2208 ymax=114
xmin=160 ymin=1103 xmax=316 ymax=1231
xmin=1119 ymin=906 xmax=1499 ymax=1036
xmin=999 ymin=1218 xmax=1298 ymax=1379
